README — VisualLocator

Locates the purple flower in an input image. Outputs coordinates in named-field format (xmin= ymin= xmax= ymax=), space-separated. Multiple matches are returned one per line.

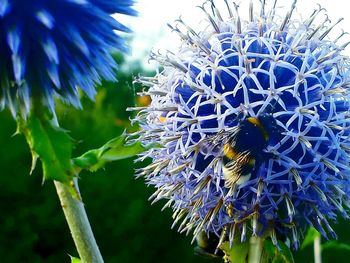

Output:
xmin=133 ymin=0 xmax=350 ymax=250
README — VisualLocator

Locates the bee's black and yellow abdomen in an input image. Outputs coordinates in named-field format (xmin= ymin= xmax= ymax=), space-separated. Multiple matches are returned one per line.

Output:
xmin=234 ymin=117 xmax=269 ymax=157
xmin=223 ymin=143 xmax=238 ymax=164
xmin=222 ymin=141 xmax=256 ymax=186
xmin=221 ymin=114 xmax=279 ymax=188
xmin=240 ymin=158 xmax=256 ymax=175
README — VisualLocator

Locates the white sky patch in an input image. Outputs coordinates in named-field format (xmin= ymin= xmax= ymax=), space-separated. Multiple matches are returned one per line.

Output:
xmin=116 ymin=0 xmax=350 ymax=70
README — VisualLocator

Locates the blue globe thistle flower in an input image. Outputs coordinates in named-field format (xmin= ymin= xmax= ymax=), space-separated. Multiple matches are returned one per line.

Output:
xmin=0 ymin=0 xmax=136 ymax=116
xmin=133 ymin=0 xmax=350 ymax=250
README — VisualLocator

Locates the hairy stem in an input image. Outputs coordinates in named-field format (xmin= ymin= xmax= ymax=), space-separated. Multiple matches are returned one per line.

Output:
xmin=54 ymin=179 xmax=104 ymax=263
xmin=248 ymin=236 xmax=264 ymax=263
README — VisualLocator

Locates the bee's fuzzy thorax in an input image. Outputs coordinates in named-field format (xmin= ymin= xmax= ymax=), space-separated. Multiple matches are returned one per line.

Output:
xmin=133 ymin=0 xmax=350 ymax=249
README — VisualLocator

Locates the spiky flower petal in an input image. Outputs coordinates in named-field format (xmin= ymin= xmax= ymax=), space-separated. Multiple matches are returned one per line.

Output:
xmin=0 ymin=0 xmax=136 ymax=116
xmin=133 ymin=0 xmax=350 ymax=249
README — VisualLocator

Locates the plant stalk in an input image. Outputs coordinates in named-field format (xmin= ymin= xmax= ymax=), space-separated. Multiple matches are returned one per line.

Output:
xmin=248 ymin=236 xmax=264 ymax=263
xmin=54 ymin=179 xmax=104 ymax=263
xmin=314 ymin=235 xmax=322 ymax=263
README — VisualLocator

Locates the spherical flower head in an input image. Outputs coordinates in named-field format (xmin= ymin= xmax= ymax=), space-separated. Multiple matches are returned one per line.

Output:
xmin=0 ymin=0 xmax=136 ymax=116
xmin=134 ymin=0 xmax=350 ymax=250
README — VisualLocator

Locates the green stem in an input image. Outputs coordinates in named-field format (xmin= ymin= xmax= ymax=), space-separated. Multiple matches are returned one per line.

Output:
xmin=54 ymin=179 xmax=104 ymax=263
xmin=18 ymin=103 xmax=104 ymax=261
xmin=248 ymin=236 xmax=264 ymax=263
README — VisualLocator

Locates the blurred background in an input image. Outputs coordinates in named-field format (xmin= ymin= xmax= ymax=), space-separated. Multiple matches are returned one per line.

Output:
xmin=119 ymin=0 xmax=350 ymax=69
xmin=2 ymin=0 xmax=350 ymax=262
xmin=0 ymin=53 xmax=350 ymax=263
xmin=0 ymin=54 xmax=223 ymax=263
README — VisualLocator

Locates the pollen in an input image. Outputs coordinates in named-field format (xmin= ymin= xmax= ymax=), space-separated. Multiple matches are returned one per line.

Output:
xmin=158 ymin=116 xmax=167 ymax=123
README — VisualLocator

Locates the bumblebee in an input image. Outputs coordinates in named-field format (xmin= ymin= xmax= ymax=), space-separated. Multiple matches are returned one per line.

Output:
xmin=216 ymin=113 xmax=282 ymax=189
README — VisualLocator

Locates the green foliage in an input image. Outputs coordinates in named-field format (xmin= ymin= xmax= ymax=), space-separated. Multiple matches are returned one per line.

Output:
xmin=0 ymin=56 xmax=215 ymax=263
xmin=70 ymin=256 xmax=81 ymax=263
xmin=301 ymin=228 xmax=350 ymax=254
xmin=298 ymin=227 xmax=350 ymax=263
xmin=322 ymin=241 xmax=350 ymax=252
xmin=221 ymin=238 xmax=294 ymax=263
xmin=263 ymin=240 xmax=294 ymax=263
xmin=301 ymin=227 xmax=320 ymax=249
xmin=220 ymin=241 xmax=250 ymax=263
xmin=18 ymin=113 xmax=74 ymax=184
xmin=73 ymin=133 xmax=160 ymax=172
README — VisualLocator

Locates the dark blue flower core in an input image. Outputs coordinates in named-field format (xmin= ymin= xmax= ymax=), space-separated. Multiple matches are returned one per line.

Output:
xmin=135 ymin=0 xmax=350 ymax=249
xmin=0 ymin=0 xmax=136 ymax=116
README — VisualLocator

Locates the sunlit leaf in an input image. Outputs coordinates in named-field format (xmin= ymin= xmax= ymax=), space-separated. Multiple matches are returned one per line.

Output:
xmin=18 ymin=113 xmax=74 ymax=184
xmin=73 ymin=133 xmax=160 ymax=172
xmin=70 ymin=256 xmax=81 ymax=263
xmin=322 ymin=241 xmax=350 ymax=252
xmin=220 ymin=241 xmax=250 ymax=263
xmin=263 ymin=239 xmax=294 ymax=263
xmin=301 ymin=228 xmax=320 ymax=250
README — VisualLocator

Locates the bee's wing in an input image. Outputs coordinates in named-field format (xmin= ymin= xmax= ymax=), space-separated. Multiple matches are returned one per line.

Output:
xmin=224 ymin=150 xmax=253 ymax=188
xmin=223 ymin=159 xmax=242 ymax=187
xmin=199 ymin=127 xmax=240 ymax=155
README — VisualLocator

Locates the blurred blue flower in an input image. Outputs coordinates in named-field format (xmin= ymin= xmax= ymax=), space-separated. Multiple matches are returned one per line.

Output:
xmin=0 ymin=0 xmax=136 ymax=116
xmin=134 ymin=0 xmax=350 ymax=250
